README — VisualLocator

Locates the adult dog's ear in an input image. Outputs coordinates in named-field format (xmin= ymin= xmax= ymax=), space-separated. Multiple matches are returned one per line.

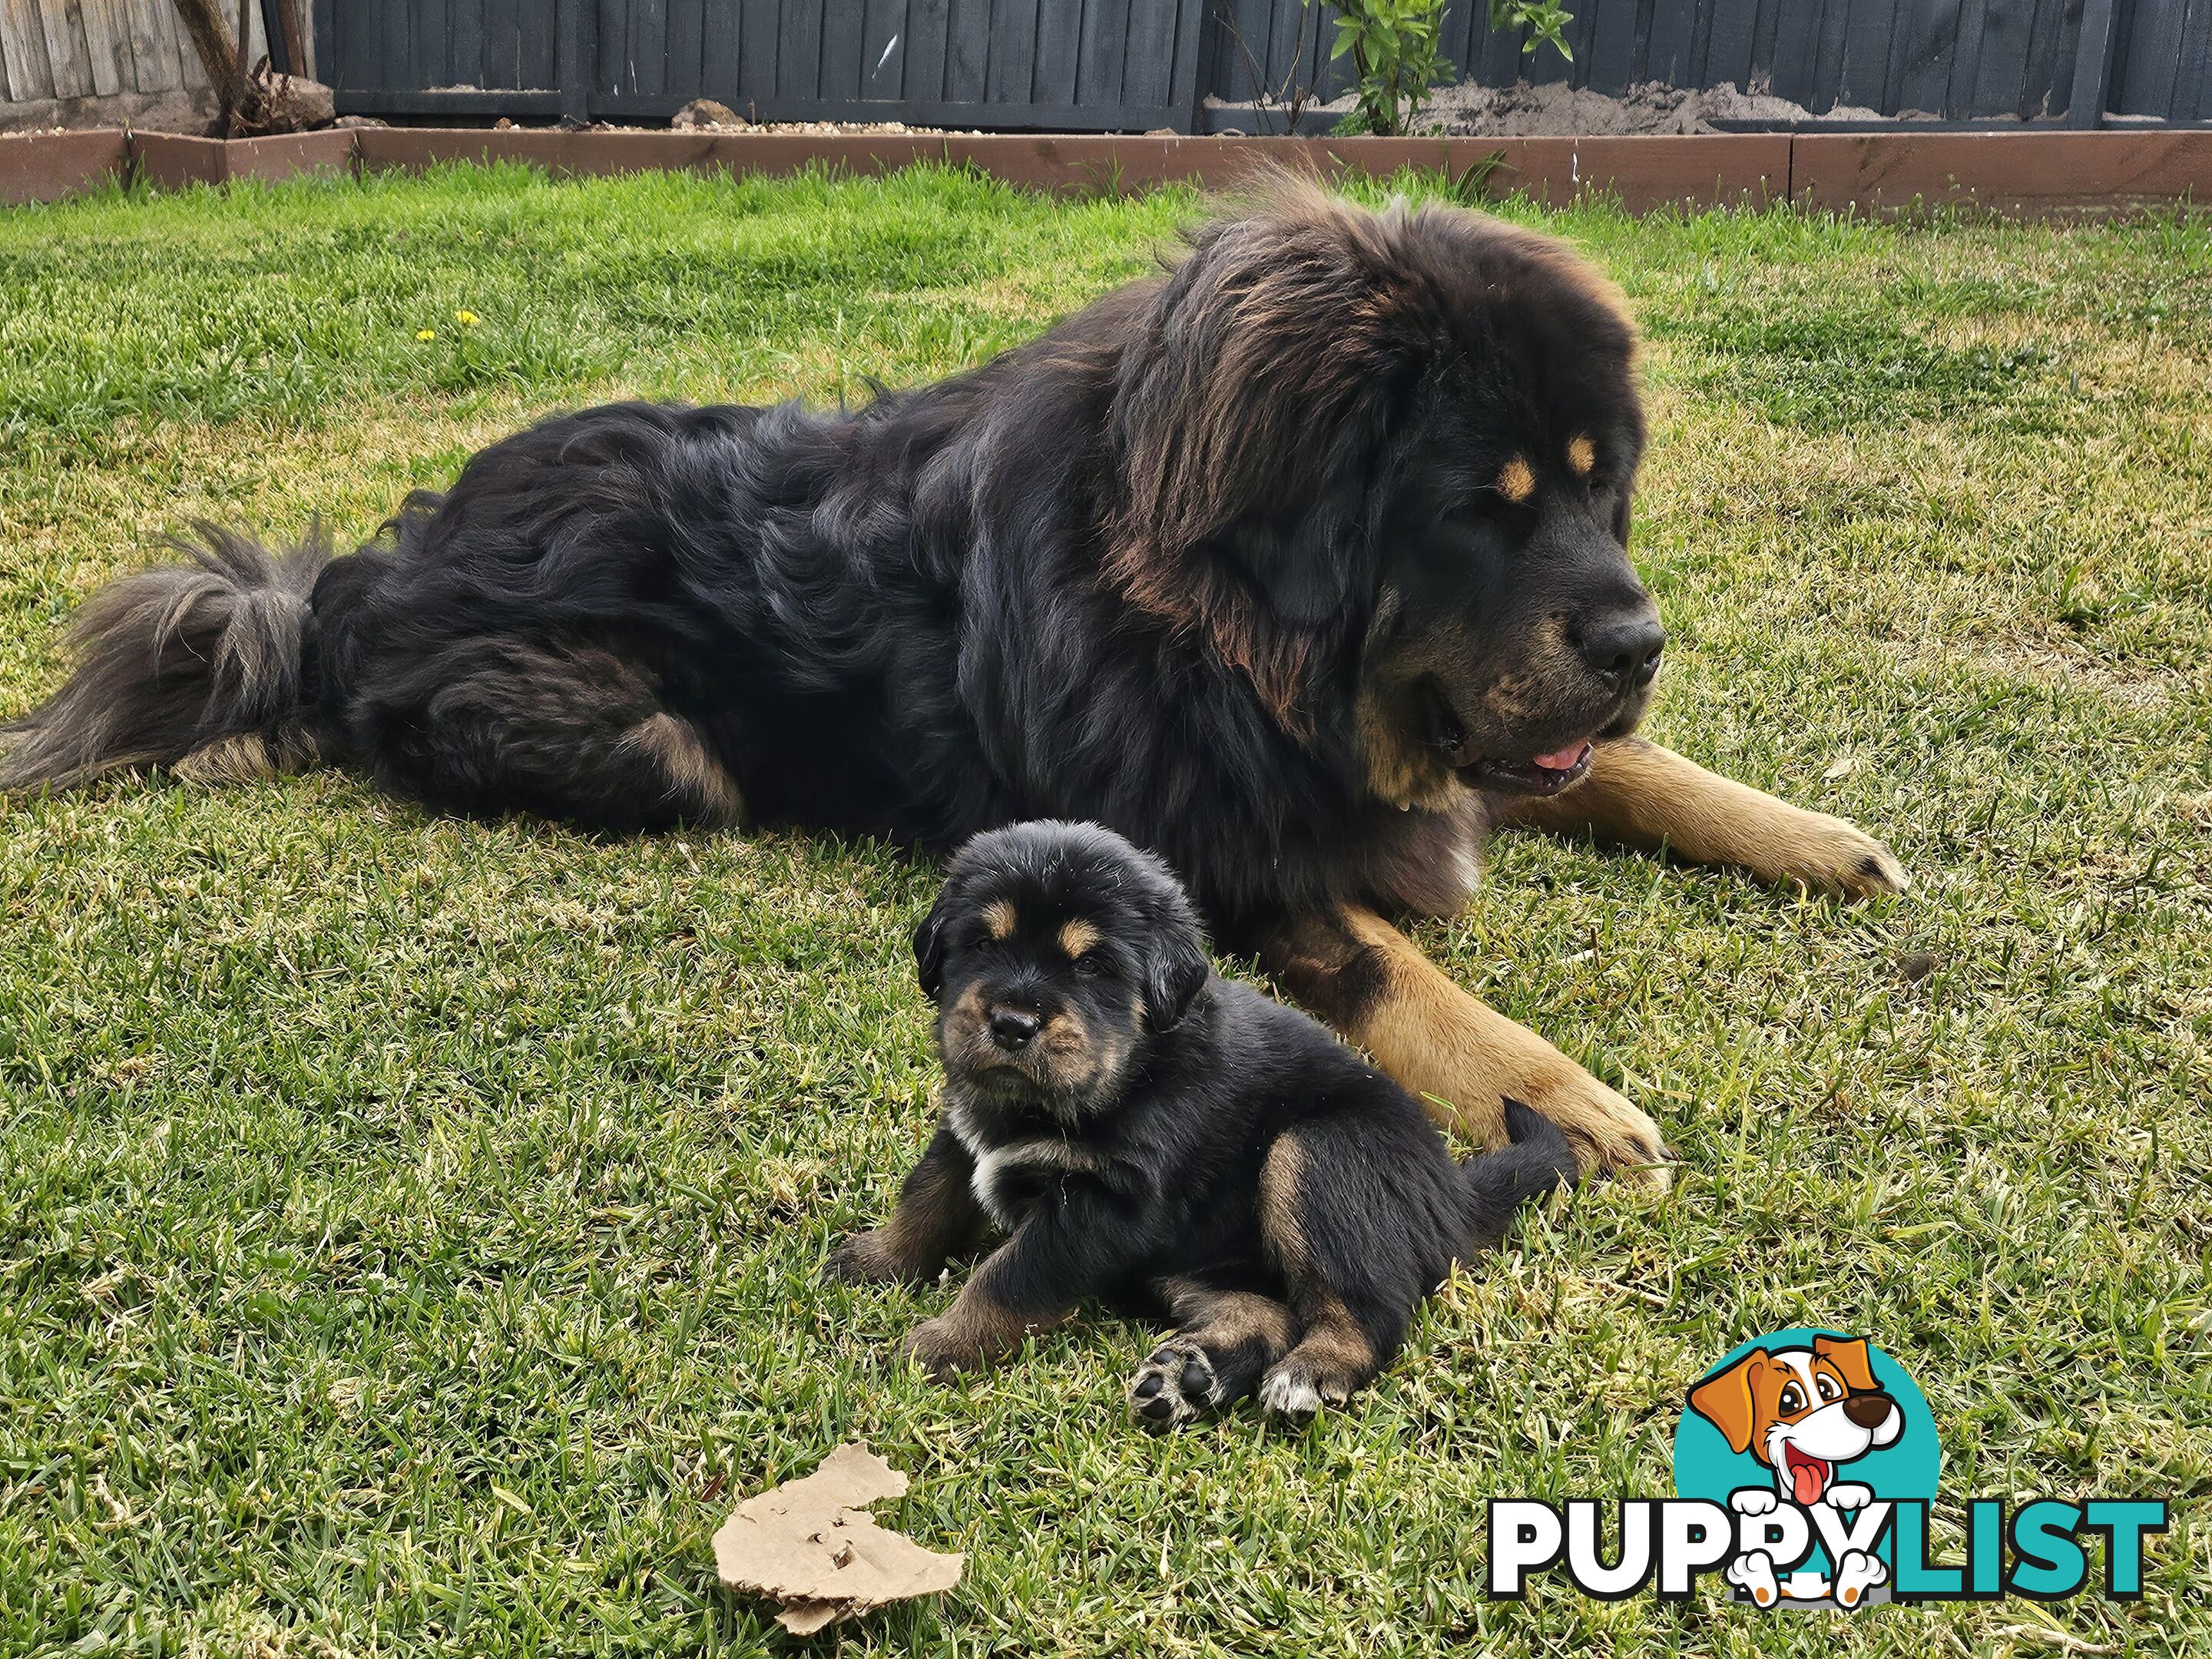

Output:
xmin=1687 ymin=1351 xmax=1769 ymax=1456
xmin=1141 ymin=926 xmax=1210 ymax=1034
xmin=1108 ymin=189 xmax=1439 ymax=708
xmin=912 ymin=894 xmax=954 ymax=1000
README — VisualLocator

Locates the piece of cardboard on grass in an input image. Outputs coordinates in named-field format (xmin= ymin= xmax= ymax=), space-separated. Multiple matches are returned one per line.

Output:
xmin=711 ymin=1442 xmax=962 ymax=1635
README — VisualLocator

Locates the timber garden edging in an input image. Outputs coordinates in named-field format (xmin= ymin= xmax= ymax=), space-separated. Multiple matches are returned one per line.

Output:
xmin=1 ymin=126 xmax=2205 ymax=217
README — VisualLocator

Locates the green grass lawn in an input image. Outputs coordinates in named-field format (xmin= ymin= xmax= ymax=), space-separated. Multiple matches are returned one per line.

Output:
xmin=2 ymin=163 xmax=2207 ymax=1657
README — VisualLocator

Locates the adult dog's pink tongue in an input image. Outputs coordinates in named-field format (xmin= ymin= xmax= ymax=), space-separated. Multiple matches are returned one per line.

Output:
xmin=1791 ymin=1459 xmax=1826 ymax=1505
xmin=1532 ymin=743 xmax=1591 ymax=772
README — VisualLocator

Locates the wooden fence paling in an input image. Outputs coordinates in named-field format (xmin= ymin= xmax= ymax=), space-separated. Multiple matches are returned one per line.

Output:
xmin=2071 ymin=0 xmax=2120 ymax=127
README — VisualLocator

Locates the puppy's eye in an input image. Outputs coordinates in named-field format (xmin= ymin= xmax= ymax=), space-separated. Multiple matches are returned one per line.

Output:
xmin=1074 ymin=952 xmax=1111 ymax=979
xmin=1779 ymin=1384 xmax=1804 ymax=1415
xmin=1816 ymin=1375 xmax=1841 ymax=1402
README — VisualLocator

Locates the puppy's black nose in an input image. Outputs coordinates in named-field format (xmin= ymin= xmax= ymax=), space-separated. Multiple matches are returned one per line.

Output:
xmin=987 ymin=1007 xmax=1041 ymax=1051
xmin=1843 ymin=1390 xmax=1894 ymax=1429
xmin=1575 ymin=604 xmax=1665 ymax=690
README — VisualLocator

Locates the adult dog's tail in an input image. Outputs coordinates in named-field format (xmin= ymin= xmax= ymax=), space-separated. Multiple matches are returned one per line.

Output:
xmin=1459 ymin=1099 xmax=1580 ymax=1250
xmin=1 ymin=525 xmax=336 ymax=794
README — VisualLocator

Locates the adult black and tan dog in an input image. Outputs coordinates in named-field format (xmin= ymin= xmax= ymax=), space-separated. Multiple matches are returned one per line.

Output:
xmin=829 ymin=820 xmax=1577 ymax=1422
xmin=1 ymin=181 xmax=1903 ymax=1178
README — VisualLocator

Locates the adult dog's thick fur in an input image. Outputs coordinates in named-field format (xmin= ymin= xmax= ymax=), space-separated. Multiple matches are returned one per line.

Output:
xmin=2 ymin=184 xmax=1905 ymax=1177
xmin=828 ymin=821 xmax=1577 ymax=1424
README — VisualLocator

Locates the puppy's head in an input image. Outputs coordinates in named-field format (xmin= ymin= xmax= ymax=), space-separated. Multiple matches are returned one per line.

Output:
xmin=1108 ymin=182 xmax=1657 ymax=810
xmin=914 ymin=821 xmax=1210 ymax=1118
xmin=1687 ymin=1336 xmax=1904 ymax=1505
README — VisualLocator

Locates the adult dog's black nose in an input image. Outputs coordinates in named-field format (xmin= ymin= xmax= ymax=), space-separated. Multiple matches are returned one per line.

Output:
xmin=987 ymin=1007 xmax=1042 ymax=1051
xmin=1576 ymin=605 xmax=1665 ymax=690
xmin=1843 ymin=1390 xmax=1895 ymax=1429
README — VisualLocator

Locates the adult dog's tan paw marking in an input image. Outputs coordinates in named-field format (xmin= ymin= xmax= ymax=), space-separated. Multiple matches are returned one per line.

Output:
xmin=1770 ymin=812 xmax=1908 ymax=899
xmin=1498 ymin=1066 xmax=1673 ymax=1192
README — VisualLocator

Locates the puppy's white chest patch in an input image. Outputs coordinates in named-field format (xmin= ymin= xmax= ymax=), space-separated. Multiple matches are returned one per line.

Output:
xmin=961 ymin=1131 xmax=1093 ymax=1228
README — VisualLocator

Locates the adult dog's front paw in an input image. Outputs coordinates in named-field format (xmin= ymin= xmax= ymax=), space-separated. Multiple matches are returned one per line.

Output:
xmin=1769 ymin=809 xmax=1908 ymax=900
xmin=1515 ymin=1065 xmax=1673 ymax=1192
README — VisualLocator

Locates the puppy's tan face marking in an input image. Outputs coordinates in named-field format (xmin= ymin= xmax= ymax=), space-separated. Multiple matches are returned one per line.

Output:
xmin=1566 ymin=433 xmax=1596 ymax=477
xmin=935 ymin=900 xmax=1144 ymax=1115
xmin=1495 ymin=455 xmax=1536 ymax=503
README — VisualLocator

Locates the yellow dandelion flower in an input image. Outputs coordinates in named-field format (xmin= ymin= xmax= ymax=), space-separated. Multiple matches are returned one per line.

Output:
xmin=416 ymin=328 xmax=436 ymax=342
xmin=455 ymin=309 xmax=479 ymax=326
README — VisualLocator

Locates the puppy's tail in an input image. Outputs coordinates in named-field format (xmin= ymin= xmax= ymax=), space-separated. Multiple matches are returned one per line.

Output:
xmin=1459 ymin=1099 xmax=1580 ymax=1250
xmin=1 ymin=524 xmax=339 ymax=795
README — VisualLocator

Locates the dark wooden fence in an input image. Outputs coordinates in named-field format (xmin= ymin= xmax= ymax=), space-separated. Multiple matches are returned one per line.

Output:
xmin=307 ymin=0 xmax=2210 ymax=131
xmin=1207 ymin=0 xmax=2211 ymax=127
xmin=310 ymin=1 xmax=1214 ymax=129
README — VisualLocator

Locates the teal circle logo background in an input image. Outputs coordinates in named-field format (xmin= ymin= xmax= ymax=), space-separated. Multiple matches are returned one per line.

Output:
xmin=1673 ymin=1329 xmax=1941 ymax=1570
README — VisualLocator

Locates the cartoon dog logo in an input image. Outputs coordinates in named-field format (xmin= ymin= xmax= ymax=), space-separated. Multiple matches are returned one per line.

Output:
xmin=1687 ymin=1334 xmax=1905 ymax=1608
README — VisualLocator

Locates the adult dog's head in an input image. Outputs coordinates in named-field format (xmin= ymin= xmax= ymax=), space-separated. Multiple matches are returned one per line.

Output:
xmin=913 ymin=820 xmax=1210 ymax=1119
xmin=1108 ymin=184 xmax=1659 ymax=810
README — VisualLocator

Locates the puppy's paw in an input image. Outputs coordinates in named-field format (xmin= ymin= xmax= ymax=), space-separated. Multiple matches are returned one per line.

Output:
xmin=1826 ymin=1482 xmax=1873 ymax=1512
xmin=1770 ymin=810 xmax=1909 ymax=901
xmin=825 ymin=1230 xmax=914 ymax=1286
xmin=899 ymin=1314 xmax=992 ymax=1383
xmin=1835 ymin=1548 xmax=1888 ymax=1607
xmin=1127 ymin=1339 xmax=1220 ymax=1432
xmin=1730 ymin=1487 xmax=1779 ymax=1516
xmin=1257 ymin=1352 xmax=1360 ymax=1423
xmin=1725 ymin=1550 xmax=1780 ymax=1608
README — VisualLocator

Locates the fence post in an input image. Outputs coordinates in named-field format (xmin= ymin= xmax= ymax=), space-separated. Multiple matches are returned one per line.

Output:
xmin=2067 ymin=0 xmax=2117 ymax=128
xmin=1181 ymin=0 xmax=1219 ymax=134
xmin=559 ymin=0 xmax=599 ymax=123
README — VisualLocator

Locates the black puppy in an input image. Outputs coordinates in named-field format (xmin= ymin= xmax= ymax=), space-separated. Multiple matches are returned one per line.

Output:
xmin=829 ymin=820 xmax=1576 ymax=1426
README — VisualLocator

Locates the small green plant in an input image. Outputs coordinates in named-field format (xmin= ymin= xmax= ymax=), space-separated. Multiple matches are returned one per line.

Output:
xmin=1492 ymin=0 xmax=1575 ymax=62
xmin=1310 ymin=0 xmax=1575 ymax=136
xmin=1311 ymin=0 xmax=1451 ymax=136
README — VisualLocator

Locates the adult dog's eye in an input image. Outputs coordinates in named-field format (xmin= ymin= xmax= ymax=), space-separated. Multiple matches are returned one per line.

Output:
xmin=1074 ymin=952 xmax=1111 ymax=979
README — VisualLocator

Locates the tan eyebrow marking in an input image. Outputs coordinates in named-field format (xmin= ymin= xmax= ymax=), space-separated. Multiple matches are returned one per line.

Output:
xmin=982 ymin=899 xmax=1018 ymax=940
xmin=1058 ymin=919 xmax=1101 ymax=957
xmin=1566 ymin=434 xmax=1596 ymax=477
xmin=1495 ymin=455 xmax=1535 ymax=503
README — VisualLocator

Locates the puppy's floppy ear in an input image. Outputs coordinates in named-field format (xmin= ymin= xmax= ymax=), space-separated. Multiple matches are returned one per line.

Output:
xmin=1140 ymin=925 xmax=1210 ymax=1034
xmin=1688 ymin=1351 xmax=1769 ymax=1457
xmin=1813 ymin=1335 xmax=1879 ymax=1394
xmin=912 ymin=892 xmax=955 ymax=999
xmin=1107 ymin=188 xmax=1439 ymax=719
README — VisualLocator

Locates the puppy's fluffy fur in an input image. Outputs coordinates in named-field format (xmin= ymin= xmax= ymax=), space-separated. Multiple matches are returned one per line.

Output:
xmin=830 ymin=821 xmax=1575 ymax=1425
